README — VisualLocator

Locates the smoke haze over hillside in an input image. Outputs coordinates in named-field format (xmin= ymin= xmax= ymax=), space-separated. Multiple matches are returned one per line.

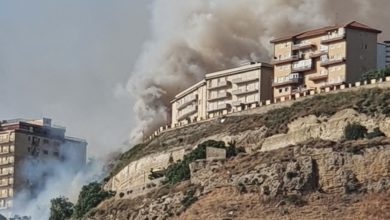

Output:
xmin=127 ymin=0 xmax=390 ymax=139
xmin=0 ymin=0 xmax=389 ymax=218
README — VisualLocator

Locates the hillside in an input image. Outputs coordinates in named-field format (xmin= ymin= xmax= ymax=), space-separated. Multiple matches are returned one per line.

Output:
xmin=89 ymin=138 xmax=390 ymax=220
xmin=93 ymin=85 xmax=390 ymax=220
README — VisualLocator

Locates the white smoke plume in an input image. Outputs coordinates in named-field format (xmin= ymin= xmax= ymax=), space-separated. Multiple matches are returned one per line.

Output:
xmin=10 ymin=142 xmax=103 ymax=220
xmin=127 ymin=0 xmax=390 ymax=140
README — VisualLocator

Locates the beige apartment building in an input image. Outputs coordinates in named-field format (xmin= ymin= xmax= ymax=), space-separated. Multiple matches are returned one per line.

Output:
xmin=0 ymin=118 xmax=87 ymax=215
xmin=171 ymin=62 xmax=273 ymax=127
xmin=271 ymin=21 xmax=382 ymax=101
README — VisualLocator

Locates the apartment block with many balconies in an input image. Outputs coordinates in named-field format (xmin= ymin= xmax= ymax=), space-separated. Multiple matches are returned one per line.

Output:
xmin=0 ymin=118 xmax=87 ymax=216
xmin=171 ymin=80 xmax=208 ymax=127
xmin=171 ymin=62 xmax=273 ymax=127
xmin=205 ymin=62 xmax=273 ymax=118
xmin=271 ymin=21 xmax=382 ymax=101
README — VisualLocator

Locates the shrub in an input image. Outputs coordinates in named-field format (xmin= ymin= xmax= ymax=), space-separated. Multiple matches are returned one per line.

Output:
xmin=49 ymin=197 xmax=74 ymax=220
xmin=180 ymin=189 xmax=198 ymax=209
xmin=367 ymin=127 xmax=385 ymax=139
xmin=164 ymin=140 xmax=227 ymax=184
xmin=344 ymin=122 xmax=368 ymax=140
xmin=286 ymin=171 xmax=298 ymax=179
xmin=237 ymin=182 xmax=247 ymax=194
xmin=119 ymin=192 xmax=125 ymax=198
xmin=148 ymin=168 xmax=166 ymax=180
xmin=73 ymin=182 xmax=115 ymax=218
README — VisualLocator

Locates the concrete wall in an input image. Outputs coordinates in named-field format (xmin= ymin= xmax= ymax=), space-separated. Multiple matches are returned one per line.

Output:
xmin=109 ymin=148 xmax=185 ymax=192
xmin=346 ymin=29 xmax=378 ymax=83
xmin=206 ymin=147 xmax=226 ymax=160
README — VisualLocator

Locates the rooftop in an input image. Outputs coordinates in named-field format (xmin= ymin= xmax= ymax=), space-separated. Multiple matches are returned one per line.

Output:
xmin=271 ymin=21 xmax=382 ymax=43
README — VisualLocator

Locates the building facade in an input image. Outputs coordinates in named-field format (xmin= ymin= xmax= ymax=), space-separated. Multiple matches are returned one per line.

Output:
xmin=171 ymin=62 xmax=273 ymax=127
xmin=271 ymin=21 xmax=381 ymax=101
xmin=377 ymin=43 xmax=387 ymax=69
xmin=385 ymin=41 xmax=390 ymax=66
xmin=0 ymin=118 xmax=87 ymax=215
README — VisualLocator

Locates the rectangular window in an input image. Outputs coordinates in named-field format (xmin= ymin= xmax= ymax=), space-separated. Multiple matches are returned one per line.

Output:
xmin=43 ymin=150 xmax=48 ymax=155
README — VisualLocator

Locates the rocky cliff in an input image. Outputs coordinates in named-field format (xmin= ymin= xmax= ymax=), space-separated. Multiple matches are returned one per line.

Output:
xmin=88 ymin=138 xmax=390 ymax=220
xmin=93 ymin=87 xmax=390 ymax=220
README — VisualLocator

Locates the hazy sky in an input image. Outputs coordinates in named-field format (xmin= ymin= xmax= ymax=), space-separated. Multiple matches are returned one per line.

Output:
xmin=0 ymin=0 xmax=389 ymax=159
xmin=0 ymin=0 xmax=151 ymax=158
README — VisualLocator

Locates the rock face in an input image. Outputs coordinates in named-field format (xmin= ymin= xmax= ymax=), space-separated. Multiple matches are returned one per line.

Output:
xmin=89 ymin=139 xmax=390 ymax=220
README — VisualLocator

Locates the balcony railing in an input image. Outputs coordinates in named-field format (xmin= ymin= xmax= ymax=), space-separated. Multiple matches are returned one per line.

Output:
xmin=320 ymin=57 xmax=346 ymax=67
xmin=177 ymin=106 xmax=197 ymax=121
xmin=310 ymin=50 xmax=328 ymax=58
xmin=309 ymin=72 xmax=329 ymax=81
xmin=207 ymin=103 xmax=231 ymax=113
xmin=272 ymin=74 xmax=302 ymax=87
xmin=232 ymin=101 xmax=243 ymax=106
xmin=208 ymin=81 xmax=231 ymax=90
xmin=231 ymin=88 xmax=259 ymax=96
xmin=231 ymin=77 xmax=259 ymax=84
xmin=321 ymin=33 xmax=346 ymax=44
xmin=271 ymin=55 xmax=300 ymax=65
xmin=208 ymin=92 xmax=231 ymax=101
xmin=176 ymin=95 xmax=197 ymax=110
xmin=292 ymin=64 xmax=312 ymax=72
xmin=292 ymin=43 xmax=315 ymax=51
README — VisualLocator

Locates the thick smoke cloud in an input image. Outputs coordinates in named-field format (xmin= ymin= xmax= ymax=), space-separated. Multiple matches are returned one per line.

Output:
xmin=0 ymin=0 xmax=150 ymax=158
xmin=127 ymin=0 xmax=390 ymax=140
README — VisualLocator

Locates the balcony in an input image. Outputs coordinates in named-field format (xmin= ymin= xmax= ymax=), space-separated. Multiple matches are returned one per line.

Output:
xmin=321 ymin=33 xmax=346 ymax=44
xmin=271 ymin=55 xmax=300 ymax=65
xmin=292 ymin=59 xmax=313 ymax=72
xmin=320 ymin=57 xmax=346 ymax=67
xmin=310 ymin=50 xmax=328 ymax=58
xmin=309 ymin=72 xmax=329 ymax=81
xmin=208 ymin=92 xmax=231 ymax=102
xmin=207 ymin=103 xmax=231 ymax=113
xmin=177 ymin=106 xmax=197 ymax=121
xmin=292 ymin=64 xmax=312 ymax=72
xmin=208 ymin=81 xmax=231 ymax=90
xmin=176 ymin=95 xmax=197 ymax=110
xmin=231 ymin=77 xmax=259 ymax=84
xmin=272 ymin=73 xmax=302 ymax=87
xmin=292 ymin=43 xmax=315 ymax=51
xmin=232 ymin=101 xmax=243 ymax=106
xmin=0 ymin=162 xmax=13 ymax=168
xmin=231 ymin=88 xmax=259 ymax=96
xmin=0 ymin=173 xmax=12 ymax=178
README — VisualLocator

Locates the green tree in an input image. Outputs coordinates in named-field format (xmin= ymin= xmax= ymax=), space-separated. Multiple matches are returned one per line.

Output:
xmin=49 ymin=197 xmax=74 ymax=220
xmin=73 ymin=182 xmax=114 ymax=218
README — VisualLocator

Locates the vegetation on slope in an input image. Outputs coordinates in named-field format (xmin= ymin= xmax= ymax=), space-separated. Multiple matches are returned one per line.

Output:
xmin=109 ymin=88 xmax=390 ymax=179
xmin=261 ymin=88 xmax=390 ymax=137
xmin=49 ymin=197 xmax=74 ymax=220
xmin=164 ymin=140 xmax=244 ymax=184
xmin=73 ymin=182 xmax=115 ymax=218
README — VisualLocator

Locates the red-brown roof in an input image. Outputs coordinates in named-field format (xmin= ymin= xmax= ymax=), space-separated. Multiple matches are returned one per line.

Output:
xmin=270 ymin=21 xmax=382 ymax=43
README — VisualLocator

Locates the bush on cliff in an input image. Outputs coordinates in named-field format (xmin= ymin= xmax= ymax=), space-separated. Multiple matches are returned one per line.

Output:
xmin=49 ymin=197 xmax=74 ymax=220
xmin=73 ymin=182 xmax=115 ymax=218
xmin=344 ymin=122 xmax=367 ymax=140
xmin=164 ymin=140 xmax=239 ymax=185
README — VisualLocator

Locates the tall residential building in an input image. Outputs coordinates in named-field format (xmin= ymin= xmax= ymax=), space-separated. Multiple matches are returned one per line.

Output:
xmin=0 ymin=118 xmax=87 ymax=215
xmin=171 ymin=62 xmax=273 ymax=127
xmin=270 ymin=21 xmax=382 ymax=101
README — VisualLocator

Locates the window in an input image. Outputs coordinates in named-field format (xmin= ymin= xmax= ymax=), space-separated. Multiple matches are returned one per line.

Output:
xmin=285 ymin=88 xmax=289 ymax=92
xmin=43 ymin=150 xmax=48 ymax=155
xmin=53 ymin=152 xmax=60 ymax=157
xmin=43 ymin=139 xmax=49 ymax=144
xmin=279 ymin=89 xmax=282 ymax=93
